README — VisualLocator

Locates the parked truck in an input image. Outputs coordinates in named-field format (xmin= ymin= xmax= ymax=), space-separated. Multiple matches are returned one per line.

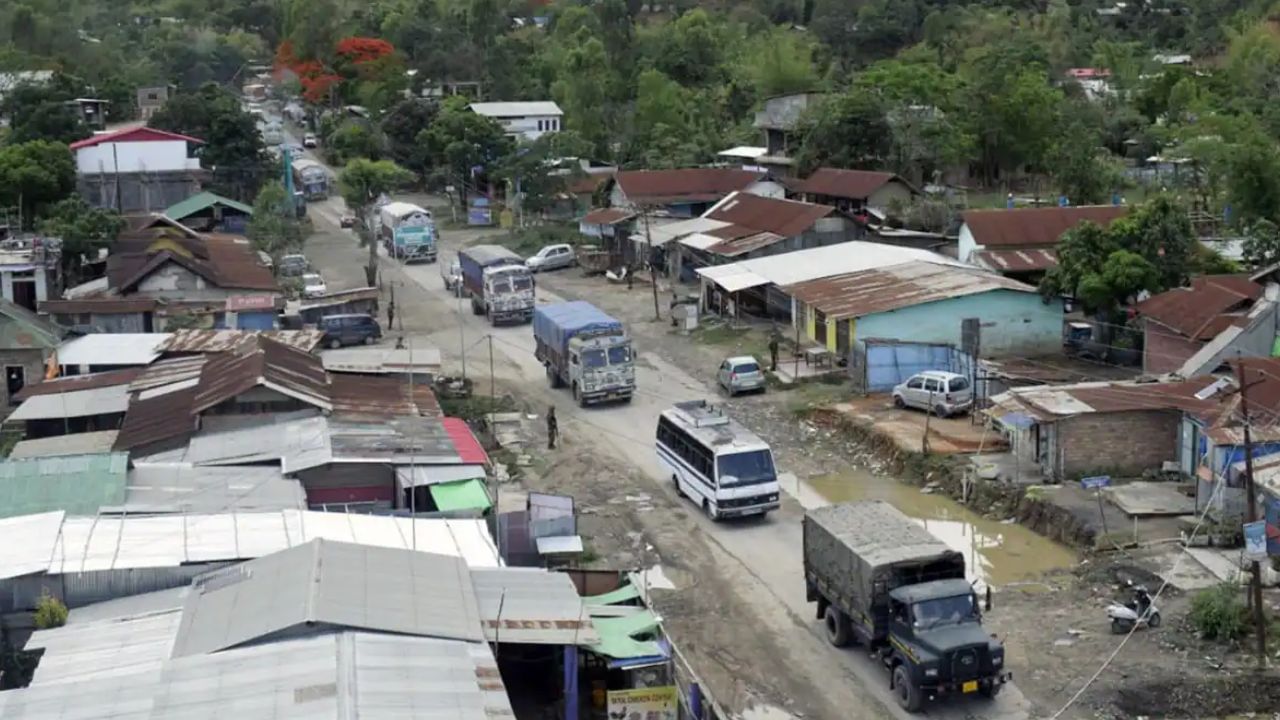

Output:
xmin=804 ymin=501 xmax=1009 ymax=713
xmin=533 ymin=301 xmax=636 ymax=407
xmin=379 ymin=201 xmax=437 ymax=263
xmin=458 ymin=245 xmax=535 ymax=325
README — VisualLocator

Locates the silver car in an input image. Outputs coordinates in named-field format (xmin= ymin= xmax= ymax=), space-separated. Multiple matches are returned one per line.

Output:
xmin=717 ymin=356 xmax=767 ymax=396
xmin=892 ymin=371 xmax=973 ymax=417
xmin=441 ymin=257 xmax=463 ymax=295
xmin=525 ymin=244 xmax=576 ymax=272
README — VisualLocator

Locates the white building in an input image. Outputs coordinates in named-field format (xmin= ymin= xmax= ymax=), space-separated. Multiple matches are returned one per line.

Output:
xmin=468 ymin=101 xmax=564 ymax=141
xmin=71 ymin=126 xmax=205 ymax=213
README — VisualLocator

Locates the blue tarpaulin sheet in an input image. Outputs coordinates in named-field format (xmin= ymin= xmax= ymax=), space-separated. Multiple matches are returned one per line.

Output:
xmin=533 ymin=301 xmax=623 ymax=355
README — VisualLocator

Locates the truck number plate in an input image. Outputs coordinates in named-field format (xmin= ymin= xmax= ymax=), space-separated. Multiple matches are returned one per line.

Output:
xmin=962 ymin=681 xmax=978 ymax=694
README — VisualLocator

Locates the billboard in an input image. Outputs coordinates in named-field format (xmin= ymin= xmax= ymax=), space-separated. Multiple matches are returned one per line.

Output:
xmin=605 ymin=686 xmax=677 ymax=720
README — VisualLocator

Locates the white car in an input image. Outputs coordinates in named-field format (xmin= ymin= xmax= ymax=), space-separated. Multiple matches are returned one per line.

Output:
xmin=892 ymin=371 xmax=973 ymax=418
xmin=301 ymin=273 xmax=327 ymax=298
xmin=525 ymin=244 xmax=576 ymax=272
xmin=303 ymin=133 xmax=318 ymax=148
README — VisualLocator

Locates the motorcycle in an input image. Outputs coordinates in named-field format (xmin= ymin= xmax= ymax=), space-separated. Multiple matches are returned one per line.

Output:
xmin=1106 ymin=583 xmax=1161 ymax=634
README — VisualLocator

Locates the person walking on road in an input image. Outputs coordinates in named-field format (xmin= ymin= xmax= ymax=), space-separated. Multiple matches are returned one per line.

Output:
xmin=768 ymin=334 xmax=780 ymax=372
xmin=386 ymin=301 xmax=396 ymax=330
xmin=546 ymin=406 xmax=558 ymax=449
xmin=626 ymin=264 xmax=635 ymax=290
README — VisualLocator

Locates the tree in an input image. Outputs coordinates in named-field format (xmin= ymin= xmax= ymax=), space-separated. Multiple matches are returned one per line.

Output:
xmin=247 ymin=182 xmax=305 ymax=260
xmin=0 ymin=141 xmax=76 ymax=226
xmin=1041 ymin=222 xmax=1159 ymax=319
xmin=33 ymin=590 xmax=67 ymax=630
xmin=550 ymin=32 xmax=613 ymax=157
xmin=338 ymin=159 xmax=413 ymax=286
xmin=1048 ymin=128 xmax=1125 ymax=205
xmin=1109 ymin=195 xmax=1196 ymax=290
xmin=497 ymin=131 xmax=593 ymax=217
xmin=149 ymin=85 xmax=273 ymax=201
xmin=8 ymin=102 xmax=90 ymax=145
xmin=1242 ymin=219 xmax=1280 ymax=269
xmin=1228 ymin=139 xmax=1280 ymax=226
xmin=37 ymin=197 xmax=124 ymax=284
xmin=795 ymin=93 xmax=892 ymax=174
xmin=740 ymin=27 xmax=818 ymax=99
xmin=381 ymin=98 xmax=440 ymax=170
xmin=419 ymin=99 xmax=514 ymax=213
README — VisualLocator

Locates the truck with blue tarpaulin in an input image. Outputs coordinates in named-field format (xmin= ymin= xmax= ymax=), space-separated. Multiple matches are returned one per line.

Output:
xmin=458 ymin=245 xmax=534 ymax=325
xmin=533 ymin=301 xmax=635 ymax=407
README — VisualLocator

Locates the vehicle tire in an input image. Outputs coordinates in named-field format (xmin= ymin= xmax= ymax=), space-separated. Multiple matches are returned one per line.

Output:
xmin=823 ymin=605 xmax=850 ymax=648
xmin=546 ymin=365 xmax=562 ymax=389
xmin=894 ymin=395 xmax=906 ymax=409
xmin=1148 ymin=611 xmax=1161 ymax=628
xmin=934 ymin=404 xmax=949 ymax=418
xmin=980 ymin=681 xmax=1002 ymax=699
xmin=328 ymin=338 xmax=342 ymax=350
xmin=893 ymin=665 xmax=922 ymax=713
xmin=702 ymin=498 xmax=719 ymax=521
xmin=1110 ymin=618 xmax=1129 ymax=635
xmin=364 ymin=335 xmax=376 ymax=345
xmin=672 ymin=474 xmax=684 ymax=498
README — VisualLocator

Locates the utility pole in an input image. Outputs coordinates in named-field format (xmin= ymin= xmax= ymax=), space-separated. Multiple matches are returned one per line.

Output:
xmin=1236 ymin=362 xmax=1267 ymax=666
xmin=488 ymin=334 xmax=496 ymax=408
xmin=641 ymin=205 xmax=660 ymax=321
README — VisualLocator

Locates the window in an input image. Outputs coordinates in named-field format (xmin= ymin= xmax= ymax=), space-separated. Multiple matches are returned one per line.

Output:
xmin=733 ymin=361 xmax=760 ymax=374
xmin=906 ymin=377 xmax=924 ymax=390
xmin=912 ymin=594 xmax=977 ymax=629
xmin=948 ymin=377 xmax=970 ymax=392
xmin=716 ymin=450 xmax=776 ymax=486
xmin=924 ymin=378 xmax=941 ymax=392
xmin=582 ymin=349 xmax=606 ymax=368
xmin=5 ymin=365 xmax=25 ymax=403
xmin=607 ymin=346 xmax=631 ymax=364
xmin=657 ymin=416 xmax=714 ymax=481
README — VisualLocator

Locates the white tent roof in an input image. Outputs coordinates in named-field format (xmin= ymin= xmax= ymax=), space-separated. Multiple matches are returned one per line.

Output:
xmin=695 ymin=241 xmax=967 ymax=293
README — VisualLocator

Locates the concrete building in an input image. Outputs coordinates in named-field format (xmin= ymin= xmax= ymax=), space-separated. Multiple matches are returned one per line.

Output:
xmin=468 ymin=101 xmax=563 ymax=141
xmin=785 ymin=261 xmax=1061 ymax=360
xmin=161 ymin=191 xmax=254 ymax=233
xmin=675 ymin=191 xmax=843 ymax=278
xmin=136 ymin=84 xmax=175 ymax=121
xmin=791 ymin=168 xmax=919 ymax=216
xmin=608 ymin=168 xmax=783 ymax=218
xmin=72 ymin=126 xmax=206 ymax=213
xmin=754 ymin=92 xmax=825 ymax=171
xmin=959 ymin=205 xmax=1129 ymax=281
xmin=0 ymin=298 xmax=64 ymax=405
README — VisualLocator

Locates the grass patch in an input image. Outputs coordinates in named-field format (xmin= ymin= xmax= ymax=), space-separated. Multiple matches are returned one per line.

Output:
xmin=484 ymin=224 xmax=581 ymax=257
xmin=1190 ymin=583 xmax=1248 ymax=641
xmin=785 ymin=381 xmax=851 ymax=415
xmin=438 ymin=394 xmax=518 ymax=423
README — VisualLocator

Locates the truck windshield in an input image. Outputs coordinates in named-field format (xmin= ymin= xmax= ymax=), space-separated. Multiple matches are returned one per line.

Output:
xmin=607 ymin=346 xmax=631 ymax=364
xmin=512 ymin=276 xmax=533 ymax=291
xmin=582 ymin=349 xmax=607 ymax=368
xmin=912 ymin=594 xmax=977 ymax=629
xmin=716 ymin=450 xmax=776 ymax=487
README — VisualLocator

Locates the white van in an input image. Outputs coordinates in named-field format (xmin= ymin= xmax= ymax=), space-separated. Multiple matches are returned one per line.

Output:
xmin=655 ymin=400 xmax=781 ymax=520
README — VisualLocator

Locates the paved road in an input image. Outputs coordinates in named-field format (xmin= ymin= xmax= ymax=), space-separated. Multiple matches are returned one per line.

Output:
xmin=296 ymin=162 xmax=1035 ymax=719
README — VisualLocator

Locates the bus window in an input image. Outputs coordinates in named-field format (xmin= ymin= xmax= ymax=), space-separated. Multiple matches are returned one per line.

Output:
xmin=716 ymin=450 xmax=776 ymax=486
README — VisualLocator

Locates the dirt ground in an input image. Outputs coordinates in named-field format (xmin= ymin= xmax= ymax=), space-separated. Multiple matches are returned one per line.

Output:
xmin=303 ymin=204 xmax=1280 ymax=720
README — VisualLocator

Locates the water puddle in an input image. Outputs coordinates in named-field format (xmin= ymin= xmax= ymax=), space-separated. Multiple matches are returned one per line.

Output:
xmin=738 ymin=702 xmax=798 ymax=720
xmin=786 ymin=470 xmax=1077 ymax=588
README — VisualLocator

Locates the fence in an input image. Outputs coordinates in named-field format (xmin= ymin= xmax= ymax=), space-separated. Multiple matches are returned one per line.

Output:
xmin=848 ymin=338 xmax=974 ymax=393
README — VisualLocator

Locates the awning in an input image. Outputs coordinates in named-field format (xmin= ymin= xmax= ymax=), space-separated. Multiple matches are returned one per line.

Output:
xmin=430 ymin=478 xmax=492 ymax=512
xmin=586 ymin=583 xmax=641 ymax=606
xmin=396 ymin=464 xmax=487 ymax=489
xmin=588 ymin=610 xmax=667 ymax=664
xmin=536 ymin=535 xmax=583 ymax=555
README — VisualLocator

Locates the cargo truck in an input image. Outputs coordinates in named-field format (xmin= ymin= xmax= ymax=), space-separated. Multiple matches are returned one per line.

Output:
xmin=458 ymin=245 xmax=535 ymax=325
xmin=379 ymin=201 xmax=436 ymax=263
xmin=533 ymin=301 xmax=635 ymax=407
xmin=803 ymin=501 xmax=1009 ymax=713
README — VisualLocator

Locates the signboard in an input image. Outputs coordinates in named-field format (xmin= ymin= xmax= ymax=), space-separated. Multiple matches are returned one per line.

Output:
xmin=605 ymin=686 xmax=677 ymax=720
xmin=1080 ymin=475 xmax=1111 ymax=490
xmin=394 ymin=225 xmax=433 ymax=247
xmin=225 ymin=294 xmax=277 ymax=312
xmin=1267 ymin=496 xmax=1280 ymax=557
xmin=1244 ymin=520 xmax=1267 ymax=560
xmin=468 ymin=207 xmax=493 ymax=226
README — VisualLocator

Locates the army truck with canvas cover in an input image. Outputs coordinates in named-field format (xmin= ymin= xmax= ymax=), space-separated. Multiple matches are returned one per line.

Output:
xmin=533 ymin=301 xmax=635 ymax=406
xmin=458 ymin=245 xmax=535 ymax=325
xmin=803 ymin=501 xmax=1009 ymax=712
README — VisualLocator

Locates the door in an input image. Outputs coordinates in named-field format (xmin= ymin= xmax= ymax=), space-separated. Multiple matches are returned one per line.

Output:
xmin=717 ymin=361 xmax=730 ymax=389
xmin=5 ymin=365 xmax=24 ymax=404
xmin=921 ymin=378 xmax=942 ymax=409
xmin=814 ymin=309 xmax=828 ymax=346
xmin=904 ymin=376 xmax=925 ymax=408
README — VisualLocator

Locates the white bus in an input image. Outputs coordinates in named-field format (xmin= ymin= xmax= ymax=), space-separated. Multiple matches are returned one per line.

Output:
xmin=655 ymin=400 xmax=781 ymax=520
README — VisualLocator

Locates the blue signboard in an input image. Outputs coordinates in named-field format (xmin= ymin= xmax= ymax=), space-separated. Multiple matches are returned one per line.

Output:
xmin=1266 ymin=496 xmax=1280 ymax=557
xmin=1080 ymin=475 xmax=1111 ymax=490
xmin=1245 ymin=520 xmax=1267 ymax=560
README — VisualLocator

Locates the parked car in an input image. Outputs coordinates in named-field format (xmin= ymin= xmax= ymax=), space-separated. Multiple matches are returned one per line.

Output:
xmin=892 ymin=370 xmax=973 ymax=418
xmin=717 ymin=355 xmax=767 ymax=396
xmin=301 ymin=272 xmax=328 ymax=298
xmin=441 ymin=256 xmax=463 ymax=294
xmin=278 ymin=253 xmax=308 ymax=277
xmin=340 ymin=214 xmax=357 ymax=229
xmin=318 ymin=314 xmax=382 ymax=348
xmin=525 ymin=243 xmax=576 ymax=272
xmin=303 ymin=133 xmax=318 ymax=148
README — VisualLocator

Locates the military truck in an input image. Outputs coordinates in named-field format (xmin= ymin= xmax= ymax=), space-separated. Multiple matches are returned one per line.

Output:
xmin=803 ymin=501 xmax=1009 ymax=713
xmin=533 ymin=301 xmax=635 ymax=407
xmin=458 ymin=245 xmax=535 ymax=325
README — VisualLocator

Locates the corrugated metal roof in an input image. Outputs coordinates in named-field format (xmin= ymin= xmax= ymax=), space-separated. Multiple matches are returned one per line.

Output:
xmin=192 ymin=336 xmax=331 ymax=413
xmin=697 ymin=241 xmax=967 ymax=293
xmin=171 ymin=539 xmax=485 ymax=658
xmin=1135 ymin=274 xmax=1262 ymax=340
xmin=121 ymin=465 xmax=307 ymax=514
xmin=615 ymin=168 xmax=764 ymax=204
xmin=329 ymin=373 xmax=441 ymax=418
xmin=791 ymin=168 xmax=905 ymax=201
xmin=961 ymin=205 xmax=1128 ymax=248
xmin=27 ymin=608 xmax=181 ymax=686
xmin=469 ymin=101 xmax=562 ymax=117
xmin=128 ymin=355 xmax=207 ymax=392
xmin=183 ymin=415 xmax=326 ymax=467
xmin=9 ymin=430 xmax=120 ymax=459
xmin=396 ymin=464 xmax=487 ymax=489
xmin=580 ymin=207 xmax=635 ymax=225
xmin=0 ymin=510 xmax=498 ymax=580
xmin=784 ymin=261 xmax=1036 ymax=320
xmin=64 ymin=586 xmax=189 ymax=625
xmin=113 ymin=386 xmax=197 ymax=451
xmin=162 ymin=191 xmax=253 ymax=221
xmin=40 ymin=296 xmax=159 ymax=315
xmin=705 ymin=231 xmax=786 ymax=257
xmin=631 ymin=216 xmax=730 ymax=248
xmin=56 ymin=333 xmax=172 ymax=366
xmin=717 ymin=146 xmax=768 ymax=159
xmin=9 ymin=383 xmax=130 ymax=420
xmin=472 ymin=568 xmax=600 ymax=645
xmin=989 ymin=376 xmax=1222 ymax=421
xmin=321 ymin=346 xmax=443 ymax=375
xmin=705 ymin=191 xmax=833 ymax=238
xmin=972 ymin=248 xmax=1059 ymax=273
xmin=160 ymin=329 xmax=324 ymax=354
xmin=15 ymin=368 xmax=142 ymax=401
xmin=0 ymin=453 xmax=128 ymax=519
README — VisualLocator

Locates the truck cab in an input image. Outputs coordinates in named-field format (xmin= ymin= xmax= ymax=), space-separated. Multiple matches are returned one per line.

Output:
xmin=886 ymin=579 xmax=1007 ymax=711
xmin=566 ymin=333 xmax=634 ymax=405
xmin=482 ymin=264 xmax=535 ymax=324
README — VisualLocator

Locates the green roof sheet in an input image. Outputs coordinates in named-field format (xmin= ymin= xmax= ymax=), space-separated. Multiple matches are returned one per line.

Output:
xmin=585 ymin=583 xmax=641 ymax=606
xmin=163 ymin=191 xmax=254 ymax=221
xmin=429 ymin=478 xmax=492 ymax=512
xmin=587 ymin=609 xmax=662 ymax=659
xmin=0 ymin=452 xmax=128 ymax=518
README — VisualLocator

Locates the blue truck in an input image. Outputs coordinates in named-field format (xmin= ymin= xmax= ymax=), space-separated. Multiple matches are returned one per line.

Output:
xmin=458 ymin=245 xmax=534 ymax=324
xmin=533 ymin=301 xmax=636 ymax=407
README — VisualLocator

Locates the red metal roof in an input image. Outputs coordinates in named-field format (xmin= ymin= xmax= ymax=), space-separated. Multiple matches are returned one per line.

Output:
xmin=113 ymin=386 xmax=198 ymax=451
xmin=614 ymin=168 xmax=763 ymax=204
xmin=69 ymin=126 xmax=204 ymax=150
xmin=580 ymin=207 xmax=635 ymax=225
xmin=14 ymin=368 xmax=143 ymax=401
xmin=1135 ymin=275 xmax=1261 ymax=340
xmin=705 ymin=192 xmax=833 ymax=238
xmin=329 ymin=373 xmax=441 ymax=419
xmin=972 ymin=248 xmax=1058 ymax=273
xmin=961 ymin=206 xmax=1128 ymax=248
xmin=442 ymin=417 xmax=489 ymax=465
xmin=791 ymin=168 xmax=904 ymax=201
xmin=40 ymin=297 xmax=159 ymax=314
xmin=108 ymin=234 xmax=277 ymax=293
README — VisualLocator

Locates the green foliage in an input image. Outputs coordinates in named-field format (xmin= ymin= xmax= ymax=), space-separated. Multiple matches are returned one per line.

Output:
xmin=1243 ymin=218 xmax=1280 ymax=268
xmin=37 ymin=196 xmax=125 ymax=283
xmin=0 ymin=140 xmax=76 ymax=225
xmin=740 ymin=27 xmax=818 ymax=98
xmin=1049 ymin=122 xmax=1126 ymax=205
xmin=419 ymin=99 xmax=513 ymax=203
xmin=326 ymin=121 xmax=384 ymax=165
xmin=1229 ymin=139 xmax=1280 ymax=225
xmin=149 ymin=84 xmax=272 ymax=201
xmin=33 ymin=590 xmax=67 ymax=630
xmin=248 ymin=181 xmax=305 ymax=259
xmin=1190 ymin=583 xmax=1247 ymax=641
xmin=796 ymin=93 xmax=892 ymax=174
xmin=338 ymin=157 xmax=413 ymax=285
xmin=380 ymin=98 xmax=440 ymax=171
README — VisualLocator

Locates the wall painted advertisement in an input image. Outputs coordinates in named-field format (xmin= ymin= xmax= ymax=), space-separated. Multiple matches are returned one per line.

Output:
xmin=605 ymin=686 xmax=677 ymax=720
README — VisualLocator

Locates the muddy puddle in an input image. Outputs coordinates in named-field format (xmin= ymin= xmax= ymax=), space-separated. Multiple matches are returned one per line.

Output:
xmin=782 ymin=470 xmax=1078 ymax=588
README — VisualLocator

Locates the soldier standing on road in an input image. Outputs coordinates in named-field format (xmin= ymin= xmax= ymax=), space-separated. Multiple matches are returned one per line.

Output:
xmin=627 ymin=264 xmax=635 ymax=290
xmin=546 ymin=406 xmax=558 ymax=450
xmin=768 ymin=334 xmax=780 ymax=372
xmin=386 ymin=301 xmax=396 ymax=330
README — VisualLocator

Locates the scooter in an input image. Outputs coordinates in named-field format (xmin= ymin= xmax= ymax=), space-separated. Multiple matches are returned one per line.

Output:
xmin=1106 ymin=583 xmax=1161 ymax=634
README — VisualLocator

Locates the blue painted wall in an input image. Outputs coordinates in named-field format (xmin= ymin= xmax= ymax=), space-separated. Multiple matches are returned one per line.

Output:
xmin=854 ymin=289 xmax=1063 ymax=357
xmin=862 ymin=342 xmax=973 ymax=392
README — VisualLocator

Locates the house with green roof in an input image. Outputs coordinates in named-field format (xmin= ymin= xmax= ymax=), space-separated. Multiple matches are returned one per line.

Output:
xmin=0 ymin=298 xmax=65 ymax=407
xmin=0 ymin=452 xmax=128 ymax=518
xmin=163 ymin=191 xmax=254 ymax=233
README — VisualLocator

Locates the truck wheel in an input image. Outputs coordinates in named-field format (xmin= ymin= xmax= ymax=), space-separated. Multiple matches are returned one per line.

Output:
xmin=823 ymin=606 xmax=850 ymax=647
xmin=893 ymin=666 xmax=922 ymax=713
xmin=546 ymin=366 xmax=562 ymax=389
xmin=980 ymin=681 xmax=1002 ymax=699
xmin=672 ymin=475 xmax=684 ymax=498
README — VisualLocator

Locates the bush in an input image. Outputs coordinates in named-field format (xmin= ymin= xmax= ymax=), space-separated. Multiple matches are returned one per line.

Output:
xmin=33 ymin=590 xmax=67 ymax=629
xmin=1190 ymin=583 xmax=1247 ymax=641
